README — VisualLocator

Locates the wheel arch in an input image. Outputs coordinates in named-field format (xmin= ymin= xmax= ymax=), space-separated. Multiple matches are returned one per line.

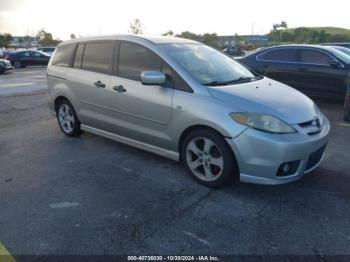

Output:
xmin=178 ymin=124 xmax=240 ymax=180
xmin=54 ymin=96 xmax=74 ymax=113
xmin=178 ymin=125 xmax=237 ymax=159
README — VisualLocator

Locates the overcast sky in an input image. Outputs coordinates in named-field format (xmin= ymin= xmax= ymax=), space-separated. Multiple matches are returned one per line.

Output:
xmin=0 ymin=0 xmax=349 ymax=40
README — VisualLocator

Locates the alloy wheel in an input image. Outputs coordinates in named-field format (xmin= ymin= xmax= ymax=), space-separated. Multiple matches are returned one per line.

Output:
xmin=58 ymin=103 xmax=75 ymax=134
xmin=186 ymin=137 xmax=224 ymax=181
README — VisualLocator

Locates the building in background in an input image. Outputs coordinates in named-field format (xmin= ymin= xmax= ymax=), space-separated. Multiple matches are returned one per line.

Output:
xmin=10 ymin=36 xmax=40 ymax=48
xmin=217 ymin=35 xmax=269 ymax=49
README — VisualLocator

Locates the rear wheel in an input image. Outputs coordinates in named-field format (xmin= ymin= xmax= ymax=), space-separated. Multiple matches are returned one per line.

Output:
xmin=181 ymin=129 xmax=238 ymax=187
xmin=14 ymin=61 xmax=21 ymax=69
xmin=56 ymin=99 xmax=82 ymax=137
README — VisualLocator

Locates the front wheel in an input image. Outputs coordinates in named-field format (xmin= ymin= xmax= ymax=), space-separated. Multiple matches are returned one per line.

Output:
xmin=181 ymin=129 xmax=238 ymax=188
xmin=14 ymin=61 xmax=21 ymax=69
xmin=56 ymin=99 xmax=82 ymax=137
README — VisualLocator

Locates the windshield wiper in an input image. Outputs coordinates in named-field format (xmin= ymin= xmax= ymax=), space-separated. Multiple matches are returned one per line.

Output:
xmin=203 ymin=76 xmax=262 ymax=86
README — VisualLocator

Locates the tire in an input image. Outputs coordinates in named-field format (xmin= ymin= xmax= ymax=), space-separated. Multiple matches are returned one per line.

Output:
xmin=14 ymin=61 xmax=21 ymax=69
xmin=181 ymin=129 xmax=238 ymax=188
xmin=56 ymin=99 xmax=82 ymax=137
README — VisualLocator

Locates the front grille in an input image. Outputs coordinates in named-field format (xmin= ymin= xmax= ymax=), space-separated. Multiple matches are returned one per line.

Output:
xmin=298 ymin=117 xmax=323 ymax=135
xmin=299 ymin=120 xmax=313 ymax=128
xmin=306 ymin=144 xmax=327 ymax=171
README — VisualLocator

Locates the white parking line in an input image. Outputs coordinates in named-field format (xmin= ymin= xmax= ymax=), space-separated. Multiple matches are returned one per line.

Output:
xmin=50 ymin=202 xmax=80 ymax=208
xmin=30 ymin=75 xmax=45 ymax=78
xmin=0 ymin=83 xmax=36 ymax=88
xmin=337 ymin=123 xmax=350 ymax=128
xmin=183 ymin=231 xmax=211 ymax=247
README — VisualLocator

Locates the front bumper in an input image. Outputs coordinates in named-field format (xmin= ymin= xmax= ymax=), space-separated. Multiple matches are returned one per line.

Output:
xmin=226 ymin=116 xmax=330 ymax=185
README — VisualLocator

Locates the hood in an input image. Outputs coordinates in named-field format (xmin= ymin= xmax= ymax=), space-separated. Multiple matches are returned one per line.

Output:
xmin=208 ymin=77 xmax=319 ymax=124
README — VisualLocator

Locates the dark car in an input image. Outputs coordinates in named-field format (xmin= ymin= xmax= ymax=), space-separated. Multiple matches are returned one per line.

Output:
xmin=7 ymin=50 xmax=50 ymax=68
xmin=223 ymin=47 xmax=245 ymax=57
xmin=238 ymin=45 xmax=350 ymax=121
xmin=320 ymin=42 xmax=350 ymax=49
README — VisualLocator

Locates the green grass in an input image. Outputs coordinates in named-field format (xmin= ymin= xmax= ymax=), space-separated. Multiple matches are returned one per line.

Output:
xmin=285 ymin=27 xmax=350 ymax=37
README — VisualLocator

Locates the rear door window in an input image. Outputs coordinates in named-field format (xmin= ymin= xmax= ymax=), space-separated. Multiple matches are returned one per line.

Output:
xmin=258 ymin=49 xmax=297 ymax=62
xmin=118 ymin=42 xmax=161 ymax=81
xmin=81 ymin=42 xmax=113 ymax=74
xmin=51 ymin=44 xmax=75 ymax=67
xmin=299 ymin=49 xmax=334 ymax=65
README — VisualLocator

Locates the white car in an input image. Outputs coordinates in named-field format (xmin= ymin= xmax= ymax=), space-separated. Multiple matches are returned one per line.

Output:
xmin=0 ymin=59 xmax=13 ymax=74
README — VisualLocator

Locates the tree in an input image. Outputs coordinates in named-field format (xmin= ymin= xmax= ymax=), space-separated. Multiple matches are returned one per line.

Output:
xmin=129 ymin=18 xmax=143 ymax=35
xmin=202 ymin=33 xmax=219 ymax=48
xmin=234 ymin=33 xmax=244 ymax=47
xmin=37 ymin=29 xmax=60 ymax=46
xmin=70 ymin=33 xmax=76 ymax=39
xmin=176 ymin=31 xmax=201 ymax=42
xmin=176 ymin=31 xmax=220 ymax=48
xmin=0 ymin=33 xmax=13 ymax=48
xmin=272 ymin=21 xmax=288 ymax=43
xmin=162 ymin=30 xmax=174 ymax=37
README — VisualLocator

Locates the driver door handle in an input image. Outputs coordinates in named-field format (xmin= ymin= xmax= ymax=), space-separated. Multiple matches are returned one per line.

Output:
xmin=113 ymin=85 xmax=127 ymax=93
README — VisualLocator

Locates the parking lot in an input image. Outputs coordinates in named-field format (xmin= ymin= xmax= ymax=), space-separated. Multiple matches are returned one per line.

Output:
xmin=1 ymin=68 xmax=350 ymax=259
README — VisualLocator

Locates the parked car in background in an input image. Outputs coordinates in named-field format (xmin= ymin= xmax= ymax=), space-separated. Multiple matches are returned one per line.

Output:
xmin=0 ymin=49 xmax=14 ymax=60
xmin=320 ymin=42 xmax=350 ymax=49
xmin=7 ymin=50 xmax=50 ymax=68
xmin=37 ymin=47 xmax=56 ymax=56
xmin=223 ymin=47 xmax=245 ymax=57
xmin=0 ymin=58 xmax=12 ymax=74
xmin=238 ymin=45 xmax=350 ymax=121
xmin=47 ymin=35 xmax=330 ymax=187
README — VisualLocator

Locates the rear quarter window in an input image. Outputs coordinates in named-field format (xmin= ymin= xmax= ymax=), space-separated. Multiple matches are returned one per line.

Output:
xmin=51 ymin=44 xmax=75 ymax=67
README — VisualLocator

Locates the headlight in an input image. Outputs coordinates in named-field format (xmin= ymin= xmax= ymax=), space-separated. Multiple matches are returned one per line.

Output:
xmin=230 ymin=112 xmax=296 ymax=134
xmin=0 ymin=61 xmax=5 ymax=66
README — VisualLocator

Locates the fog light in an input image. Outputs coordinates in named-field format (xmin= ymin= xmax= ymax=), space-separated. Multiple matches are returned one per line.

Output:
xmin=277 ymin=160 xmax=300 ymax=177
xmin=282 ymin=163 xmax=291 ymax=173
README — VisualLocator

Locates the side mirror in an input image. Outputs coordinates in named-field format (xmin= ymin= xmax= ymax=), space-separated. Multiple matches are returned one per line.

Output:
xmin=329 ymin=61 xmax=341 ymax=69
xmin=141 ymin=71 xmax=166 ymax=85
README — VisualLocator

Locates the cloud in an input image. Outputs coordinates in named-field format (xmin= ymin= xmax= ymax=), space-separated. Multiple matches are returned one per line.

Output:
xmin=0 ymin=1 xmax=25 ymax=12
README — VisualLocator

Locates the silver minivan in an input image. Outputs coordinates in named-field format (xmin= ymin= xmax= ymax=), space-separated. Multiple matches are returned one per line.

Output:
xmin=47 ymin=35 xmax=330 ymax=187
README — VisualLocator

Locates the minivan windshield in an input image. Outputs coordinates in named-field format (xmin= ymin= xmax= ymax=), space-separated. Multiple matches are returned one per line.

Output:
xmin=159 ymin=43 xmax=257 ymax=86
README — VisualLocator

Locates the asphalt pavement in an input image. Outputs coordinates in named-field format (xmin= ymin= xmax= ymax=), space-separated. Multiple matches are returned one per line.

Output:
xmin=0 ymin=68 xmax=350 ymax=260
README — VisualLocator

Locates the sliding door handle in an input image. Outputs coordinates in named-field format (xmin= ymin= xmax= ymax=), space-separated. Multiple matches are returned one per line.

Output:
xmin=113 ymin=85 xmax=126 ymax=93
xmin=94 ymin=81 xmax=105 ymax=88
